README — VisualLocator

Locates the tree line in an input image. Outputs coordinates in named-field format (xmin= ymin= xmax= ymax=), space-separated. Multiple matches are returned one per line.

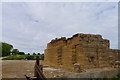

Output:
xmin=0 ymin=42 xmax=23 ymax=56
xmin=0 ymin=42 xmax=43 ymax=57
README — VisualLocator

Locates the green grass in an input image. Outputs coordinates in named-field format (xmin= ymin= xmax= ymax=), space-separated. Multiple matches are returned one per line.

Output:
xmin=2 ymin=55 xmax=42 ymax=60
xmin=85 ymin=41 xmax=92 ymax=44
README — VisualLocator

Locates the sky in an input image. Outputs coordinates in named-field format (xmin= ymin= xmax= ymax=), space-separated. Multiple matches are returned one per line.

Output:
xmin=2 ymin=2 xmax=118 ymax=54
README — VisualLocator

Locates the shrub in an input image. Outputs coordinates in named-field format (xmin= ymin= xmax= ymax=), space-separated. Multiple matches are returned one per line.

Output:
xmin=18 ymin=52 xmax=25 ymax=55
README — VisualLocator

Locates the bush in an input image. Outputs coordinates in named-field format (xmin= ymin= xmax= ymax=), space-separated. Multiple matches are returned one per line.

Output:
xmin=18 ymin=52 xmax=25 ymax=55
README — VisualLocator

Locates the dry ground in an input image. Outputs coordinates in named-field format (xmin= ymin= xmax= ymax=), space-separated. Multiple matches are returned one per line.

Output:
xmin=1 ymin=60 xmax=116 ymax=79
xmin=1 ymin=60 xmax=75 ymax=78
xmin=2 ymin=60 xmax=35 ymax=78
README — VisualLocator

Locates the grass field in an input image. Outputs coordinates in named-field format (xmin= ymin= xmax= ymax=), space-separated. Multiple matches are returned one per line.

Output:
xmin=2 ymin=55 xmax=42 ymax=60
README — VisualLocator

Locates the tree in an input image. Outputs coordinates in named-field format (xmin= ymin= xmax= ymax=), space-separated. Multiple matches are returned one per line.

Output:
xmin=2 ymin=42 xmax=13 ymax=56
xmin=12 ymin=49 xmax=19 ymax=55
xmin=27 ymin=53 xmax=30 ymax=55
xmin=33 ymin=53 xmax=36 ymax=55
xmin=18 ymin=52 xmax=25 ymax=55
xmin=37 ymin=53 xmax=40 ymax=55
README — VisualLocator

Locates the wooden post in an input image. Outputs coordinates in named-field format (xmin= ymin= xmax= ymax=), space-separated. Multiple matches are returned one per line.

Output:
xmin=36 ymin=56 xmax=40 ymax=80
xmin=36 ymin=56 xmax=40 ymax=66
xmin=34 ymin=56 xmax=45 ymax=80
xmin=40 ymin=64 xmax=43 ymax=73
xmin=34 ymin=56 xmax=40 ymax=77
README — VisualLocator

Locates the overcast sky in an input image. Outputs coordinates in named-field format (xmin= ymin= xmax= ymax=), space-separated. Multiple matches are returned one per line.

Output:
xmin=2 ymin=2 xmax=118 ymax=54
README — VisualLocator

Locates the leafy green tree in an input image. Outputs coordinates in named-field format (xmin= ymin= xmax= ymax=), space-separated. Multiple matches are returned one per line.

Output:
xmin=2 ymin=42 xmax=13 ymax=56
xmin=12 ymin=49 xmax=19 ymax=55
